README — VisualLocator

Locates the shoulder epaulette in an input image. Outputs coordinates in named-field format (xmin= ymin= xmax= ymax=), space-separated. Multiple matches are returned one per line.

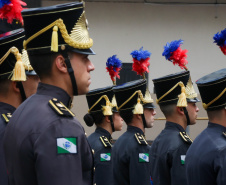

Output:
xmin=135 ymin=133 xmax=148 ymax=145
xmin=179 ymin=132 xmax=193 ymax=144
xmin=49 ymin=98 xmax=75 ymax=117
xmin=222 ymin=132 xmax=226 ymax=138
xmin=99 ymin=136 xmax=112 ymax=148
xmin=1 ymin=113 xmax=12 ymax=123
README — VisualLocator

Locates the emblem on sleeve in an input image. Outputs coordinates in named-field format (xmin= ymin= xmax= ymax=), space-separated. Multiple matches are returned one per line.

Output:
xmin=135 ymin=133 xmax=148 ymax=145
xmin=139 ymin=153 xmax=149 ymax=162
xmin=99 ymin=136 xmax=112 ymax=148
xmin=181 ymin=155 xmax=186 ymax=164
xmin=49 ymin=98 xmax=75 ymax=117
xmin=179 ymin=132 xmax=193 ymax=144
xmin=1 ymin=113 xmax=12 ymax=123
xmin=57 ymin=138 xmax=77 ymax=154
xmin=100 ymin=153 xmax=111 ymax=161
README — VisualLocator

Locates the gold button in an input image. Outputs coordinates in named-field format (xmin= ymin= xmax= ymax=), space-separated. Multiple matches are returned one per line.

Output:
xmin=92 ymin=149 xmax=95 ymax=154
xmin=93 ymin=167 xmax=95 ymax=172
xmin=85 ymin=133 xmax=87 ymax=136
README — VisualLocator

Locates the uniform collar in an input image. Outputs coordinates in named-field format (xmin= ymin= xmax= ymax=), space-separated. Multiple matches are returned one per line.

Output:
xmin=36 ymin=83 xmax=72 ymax=108
xmin=127 ymin=125 xmax=144 ymax=135
xmin=165 ymin=121 xmax=186 ymax=132
xmin=0 ymin=102 xmax=16 ymax=113
xmin=95 ymin=127 xmax=112 ymax=141
xmin=208 ymin=122 xmax=226 ymax=132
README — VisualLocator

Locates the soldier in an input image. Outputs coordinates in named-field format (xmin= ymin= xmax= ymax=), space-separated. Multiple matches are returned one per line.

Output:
xmin=3 ymin=1 xmax=95 ymax=185
xmin=112 ymin=79 xmax=156 ymax=185
xmin=84 ymin=86 xmax=123 ymax=185
xmin=185 ymin=68 xmax=226 ymax=185
xmin=149 ymin=70 xmax=199 ymax=185
xmin=0 ymin=28 xmax=39 ymax=185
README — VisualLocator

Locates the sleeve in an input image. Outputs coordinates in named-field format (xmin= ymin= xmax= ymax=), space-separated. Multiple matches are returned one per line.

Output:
xmin=32 ymin=118 xmax=93 ymax=185
xmin=214 ymin=149 xmax=226 ymax=185
xmin=129 ymin=144 xmax=151 ymax=185
xmin=169 ymin=144 xmax=189 ymax=185
xmin=94 ymin=147 xmax=113 ymax=185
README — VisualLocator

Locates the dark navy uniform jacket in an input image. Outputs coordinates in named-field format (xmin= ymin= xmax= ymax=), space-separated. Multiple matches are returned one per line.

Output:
xmin=112 ymin=125 xmax=151 ymax=185
xmin=88 ymin=127 xmax=113 ymax=185
xmin=3 ymin=83 xmax=94 ymax=185
xmin=0 ymin=102 xmax=15 ymax=185
xmin=185 ymin=122 xmax=226 ymax=185
xmin=149 ymin=121 xmax=192 ymax=185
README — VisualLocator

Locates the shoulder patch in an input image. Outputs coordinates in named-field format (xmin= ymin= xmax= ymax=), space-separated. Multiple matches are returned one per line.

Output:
xmin=135 ymin=133 xmax=148 ymax=145
xmin=222 ymin=132 xmax=226 ymax=138
xmin=99 ymin=136 xmax=112 ymax=148
xmin=179 ymin=132 xmax=193 ymax=144
xmin=49 ymin=98 xmax=75 ymax=117
xmin=1 ymin=113 xmax=12 ymax=123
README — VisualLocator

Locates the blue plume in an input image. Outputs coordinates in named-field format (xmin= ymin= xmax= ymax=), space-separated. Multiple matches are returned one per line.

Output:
xmin=162 ymin=39 xmax=183 ymax=60
xmin=130 ymin=47 xmax=151 ymax=61
xmin=213 ymin=28 xmax=226 ymax=47
xmin=0 ymin=0 xmax=11 ymax=8
xmin=106 ymin=55 xmax=122 ymax=72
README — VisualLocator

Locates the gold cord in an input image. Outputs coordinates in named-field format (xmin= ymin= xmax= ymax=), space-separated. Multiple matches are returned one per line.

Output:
xmin=88 ymin=95 xmax=111 ymax=113
xmin=203 ymin=88 xmax=226 ymax=109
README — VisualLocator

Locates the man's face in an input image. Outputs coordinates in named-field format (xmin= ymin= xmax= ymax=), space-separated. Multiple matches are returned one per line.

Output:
xmin=22 ymin=75 xmax=40 ymax=98
xmin=70 ymin=53 xmax=95 ymax=95
xmin=186 ymin=102 xmax=199 ymax=125
xmin=144 ymin=108 xmax=156 ymax=128
xmin=113 ymin=112 xmax=123 ymax=131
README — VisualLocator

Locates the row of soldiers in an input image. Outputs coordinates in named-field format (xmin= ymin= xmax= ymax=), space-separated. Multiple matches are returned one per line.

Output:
xmin=0 ymin=1 xmax=226 ymax=185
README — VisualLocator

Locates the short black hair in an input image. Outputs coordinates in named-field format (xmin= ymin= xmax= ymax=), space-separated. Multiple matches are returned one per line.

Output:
xmin=207 ymin=107 xmax=225 ymax=121
xmin=0 ymin=79 xmax=11 ymax=96
xmin=119 ymin=109 xmax=133 ymax=124
xmin=29 ymin=52 xmax=59 ymax=79
xmin=159 ymin=103 xmax=176 ymax=118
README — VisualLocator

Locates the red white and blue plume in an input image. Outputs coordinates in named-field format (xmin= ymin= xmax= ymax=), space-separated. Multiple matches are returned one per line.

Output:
xmin=0 ymin=0 xmax=26 ymax=24
xmin=213 ymin=28 xmax=226 ymax=55
xmin=162 ymin=39 xmax=188 ymax=70
xmin=130 ymin=47 xmax=151 ymax=77
xmin=106 ymin=55 xmax=122 ymax=85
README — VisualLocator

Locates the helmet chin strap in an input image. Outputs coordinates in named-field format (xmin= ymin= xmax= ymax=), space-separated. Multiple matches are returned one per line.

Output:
xmin=183 ymin=107 xmax=191 ymax=125
xmin=61 ymin=51 xmax=78 ymax=96
xmin=17 ymin=82 xmax=26 ymax=102
xmin=109 ymin=115 xmax=115 ymax=132
xmin=141 ymin=114 xmax=147 ymax=128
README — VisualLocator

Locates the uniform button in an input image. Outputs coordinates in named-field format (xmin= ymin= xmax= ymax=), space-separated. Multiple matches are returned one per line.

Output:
xmin=85 ymin=133 xmax=87 ymax=136
xmin=92 ymin=149 xmax=95 ymax=154
xmin=94 ymin=167 xmax=95 ymax=172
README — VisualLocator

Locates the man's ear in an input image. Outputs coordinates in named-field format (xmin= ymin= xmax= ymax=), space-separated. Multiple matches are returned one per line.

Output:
xmin=12 ymin=81 xmax=21 ymax=93
xmin=176 ymin=106 xmax=184 ymax=115
xmin=135 ymin=114 xmax=142 ymax=120
xmin=105 ymin=116 xmax=111 ymax=123
xmin=55 ymin=55 xmax=67 ymax=73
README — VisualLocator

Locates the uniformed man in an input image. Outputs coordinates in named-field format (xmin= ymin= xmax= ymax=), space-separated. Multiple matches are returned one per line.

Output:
xmin=84 ymin=86 xmax=123 ymax=185
xmin=3 ymin=1 xmax=95 ymax=185
xmin=112 ymin=79 xmax=156 ymax=185
xmin=149 ymin=70 xmax=199 ymax=185
xmin=185 ymin=68 xmax=226 ymax=185
xmin=0 ymin=28 xmax=39 ymax=185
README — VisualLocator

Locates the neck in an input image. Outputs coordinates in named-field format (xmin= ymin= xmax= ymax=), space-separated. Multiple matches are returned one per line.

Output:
xmin=166 ymin=117 xmax=187 ymax=130
xmin=99 ymin=122 xmax=113 ymax=135
xmin=41 ymin=76 xmax=73 ymax=98
xmin=0 ymin=94 xmax=21 ymax=109
xmin=129 ymin=115 xmax=145 ymax=133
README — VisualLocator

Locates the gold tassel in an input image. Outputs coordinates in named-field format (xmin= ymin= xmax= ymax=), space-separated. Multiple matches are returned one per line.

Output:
xmin=51 ymin=25 xmax=58 ymax=52
xmin=11 ymin=53 xmax=26 ymax=81
xmin=102 ymin=100 xmax=113 ymax=116
xmin=177 ymin=86 xmax=187 ymax=107
xmin=133 ymin=98 xmax=144 ymax=114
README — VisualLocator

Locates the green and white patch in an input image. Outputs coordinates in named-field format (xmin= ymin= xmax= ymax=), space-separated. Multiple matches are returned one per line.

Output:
xmin=57 ymin=138 xmax=77 ymax=154
xmin=181 ymin=155 xmax=186 ymax=164
xmin=100 ymin=153 xmax=111 ymax=161
xmin=139 ymin=153 xmax=149 ymax=162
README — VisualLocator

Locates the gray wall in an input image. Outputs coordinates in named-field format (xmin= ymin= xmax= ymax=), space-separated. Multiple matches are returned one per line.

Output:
xmin=42 ymin=0 xmax=225 ymax=140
